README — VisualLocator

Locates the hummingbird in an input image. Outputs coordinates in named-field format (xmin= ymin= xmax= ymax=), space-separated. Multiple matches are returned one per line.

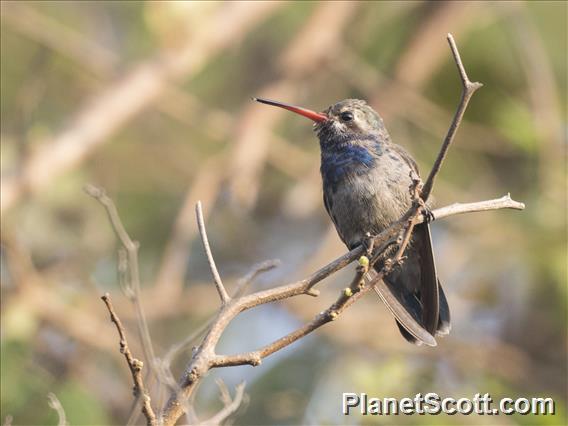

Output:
xmin=253 ymin=97 xmax=450 ymax=346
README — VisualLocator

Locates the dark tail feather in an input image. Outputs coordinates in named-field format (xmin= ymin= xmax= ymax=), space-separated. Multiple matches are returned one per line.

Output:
xmin=371 ymin=223 xmax=447 ymax=346
xmin=394 ymin=283 xmax=451 ymax=343
xmin=372 ymin=277 xmax=437 ymax=347
xmin=415 ymin=224 xmax=439 ymax=335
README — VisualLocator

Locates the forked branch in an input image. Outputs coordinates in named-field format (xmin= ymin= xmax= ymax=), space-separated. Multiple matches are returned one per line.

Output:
xmin=421 ymin=34 xmax=483 ymax=201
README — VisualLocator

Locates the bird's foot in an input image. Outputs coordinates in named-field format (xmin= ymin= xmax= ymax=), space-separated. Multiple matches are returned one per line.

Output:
xmin=422 ymin=206 xmax=435 ymax=224
xmin=362 ymin=232 xmax=374 ymax=256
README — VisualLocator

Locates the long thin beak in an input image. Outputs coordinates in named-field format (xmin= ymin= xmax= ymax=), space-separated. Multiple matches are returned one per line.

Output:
xmin=252 ymin=97 xmax=327 ymax=123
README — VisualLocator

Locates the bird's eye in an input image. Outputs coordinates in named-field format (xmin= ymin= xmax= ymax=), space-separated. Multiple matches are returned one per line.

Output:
xmin=340 ymin=111 xmax=354 ymax=122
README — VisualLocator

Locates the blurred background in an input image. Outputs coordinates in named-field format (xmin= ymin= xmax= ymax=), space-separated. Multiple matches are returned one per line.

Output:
xmin=1 ymin=1 xmax=566 ymax=425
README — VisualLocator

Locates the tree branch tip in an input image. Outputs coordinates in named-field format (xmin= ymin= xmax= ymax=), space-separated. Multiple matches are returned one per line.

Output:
xmin=83 ymin=183 xmax=104 ymax=199
xmin=305 ymin=288 xmax=320 ymax=297
xmin=264 ymin=259 xmax=282 ymax=268
xmin=503 ymin=193 xmax=525 ymax=209
xmin=195 ymin=197 xmax=229 ymax=303
xmin=358 ymin=255 xmax=369 ymax=267
xmin=343 ymin=287 xmax=353 ymax=297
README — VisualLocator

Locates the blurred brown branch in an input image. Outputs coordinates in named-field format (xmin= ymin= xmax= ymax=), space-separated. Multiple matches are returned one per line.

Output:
xmin=0 ymin=2 xmax=282 ymax=213
xmin=229 ymin=1 xmax=359 ymax=209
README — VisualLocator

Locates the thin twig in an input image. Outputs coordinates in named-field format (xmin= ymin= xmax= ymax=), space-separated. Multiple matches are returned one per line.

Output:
xmin=84 ymin=184 xmax=158 ymax=380
xmin=161 ymin=259 xmax=280 ymax=375
xmin=199 ymin=381 xmax=247 ymax=425
xmin=196 ymin=201 xmax=230 ymax=305
xmin=421 ymin=33 xmax=483 ymax=201
xmin=101 ymin=294 xmax=157 ymax=426
xmin=233 ymin=259 xmax=281 ymax=297
xmin=47 ymin=393 xmax=68 ymax=426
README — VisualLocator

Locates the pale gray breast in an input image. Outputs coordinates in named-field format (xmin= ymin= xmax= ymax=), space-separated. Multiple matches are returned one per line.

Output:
xmin=327 ymin=156 xmax=414 ymax=248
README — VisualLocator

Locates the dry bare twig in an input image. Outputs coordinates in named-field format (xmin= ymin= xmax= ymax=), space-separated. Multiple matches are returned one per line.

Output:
xmin=160 ymin=259 xmax=281 ymax=376
xmin=196 ymin=201 xmax=229 ymax=304
xmin=101 ymin=294 xmax=157 ymax=426
xmin=47 ymin=392 xmax=68 ymax=426
xmin=199 ymin=381 xmax=248 ymax=426
xmin=83 ymin=185 xmax=158 ymax=381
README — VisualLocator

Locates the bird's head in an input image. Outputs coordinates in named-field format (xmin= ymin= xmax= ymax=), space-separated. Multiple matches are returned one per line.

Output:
xmin=253 ymin=97 xmax=386 ymax=147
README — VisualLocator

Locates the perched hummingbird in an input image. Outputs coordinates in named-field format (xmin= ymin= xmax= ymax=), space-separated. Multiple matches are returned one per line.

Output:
xmin=253 ymin=97 xmax=451 ymax=346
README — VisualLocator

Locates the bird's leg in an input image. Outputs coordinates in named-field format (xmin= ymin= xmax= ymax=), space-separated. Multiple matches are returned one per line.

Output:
xmin=408 ymin=170 xmax=434 ymax=224
xmin=362 ymin=232 xmax=375 ymax=256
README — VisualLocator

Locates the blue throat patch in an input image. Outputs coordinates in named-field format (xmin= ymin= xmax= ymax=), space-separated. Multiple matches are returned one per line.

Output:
xmin=320 ymin=141 xmax=379 ymax=192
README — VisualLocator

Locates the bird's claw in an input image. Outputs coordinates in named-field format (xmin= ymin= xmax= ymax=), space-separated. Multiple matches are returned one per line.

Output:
xmin=422 ymin=207 xmax=435 ymax=224
xmin=362 ymin=232 xmax=374 ymax=256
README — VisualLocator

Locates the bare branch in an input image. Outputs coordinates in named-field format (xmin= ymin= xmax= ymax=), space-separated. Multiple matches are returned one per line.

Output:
xmin=233 ymin=259 xmax=281 ymax=297
xmin=47 ymin=393 xmax=68 ymax=426
xmin=208 ymin=183 xmax=427 ymax=369
xmin=155 ymin=258 xmax=281 ymax=418
xmin=429 ymin=194 xmax=525 ymax=221
xmin=101 ymin=294 xmax=157 ymax=426
xmin=421 ymin=33 xmax=483 ymax=201
xmin=162 ymin=259 xmax=280 ymax=369
xmin=160 ymin=189 xmax=524 ymax=424
xmin=210 ymin=257 xmax=373 ymax=368
xmin=196 ymin=201 xmax=230 ymax=305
